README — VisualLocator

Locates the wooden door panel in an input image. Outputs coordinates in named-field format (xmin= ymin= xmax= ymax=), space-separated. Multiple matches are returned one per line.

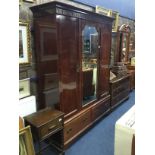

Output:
xmin=99 ymin=24 xmax=112 ymax=97
xmin=34 ymin=21 xmax=59 ymax=109
xmin=57 ymin=15 xmax=79 ymax=116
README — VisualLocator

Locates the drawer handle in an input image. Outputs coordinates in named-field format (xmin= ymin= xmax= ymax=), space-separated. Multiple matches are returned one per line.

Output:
xmin=48 ymin=125 xmax=56 ymax=130
xmin=59 ymin=118 xmax=62 ymax=122
xmin=83 ymin=117 xmax=88 ymax=122
xmin=66 ymin=128 xmax=72 ymax=134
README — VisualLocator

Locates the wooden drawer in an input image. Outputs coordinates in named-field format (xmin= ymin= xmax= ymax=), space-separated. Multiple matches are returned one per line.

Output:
xmin=112 ymin=82 xmax=130 ymax=97
xmin=39 ymin=116 xmax=63 ymax=140
xmin=111 ymin=76 xmax=130 ymax=89
xmin=44 ymin=73 xmax=59 ymax=90
xmin=92 ymin=97 xmax=110 ymax=121
xmin=128 ymin=72 xmax=135 ymax=90
xmin=64 ymin=110 xmax=91 ymax=142
xmin=111 ymin=89 xmax=129 ymax=106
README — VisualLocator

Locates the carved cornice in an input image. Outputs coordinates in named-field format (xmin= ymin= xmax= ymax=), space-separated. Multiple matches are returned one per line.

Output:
xmin=31 ymin=1 xmax=113 ymax=24
xmin=56 ymin=8 xmax=84 ymax=19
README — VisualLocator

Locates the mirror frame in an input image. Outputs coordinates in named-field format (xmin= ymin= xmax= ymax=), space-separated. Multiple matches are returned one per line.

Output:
xmin=118 ymin=24 xmax=131 ymax=63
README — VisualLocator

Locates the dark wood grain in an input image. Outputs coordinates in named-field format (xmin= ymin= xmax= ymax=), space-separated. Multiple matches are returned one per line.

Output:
xmin=98 ymin=24 xmax=112 ymax=98
xmin=57 ymin=15 xmax=79 ymax=117
xmin=110 ymin=75 xmax=130 ymax=108
xmin=127 ymin=65 xmax=135 ymax=90
xmin=24 ymin=108 xmax=64 ymax=154
xmin=30 ymin=1 xmax=113 ymax=149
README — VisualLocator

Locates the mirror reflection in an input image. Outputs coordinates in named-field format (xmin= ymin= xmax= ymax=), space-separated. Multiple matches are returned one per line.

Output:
xmin=82 ymin=25 xmax=99 ymax=106
xmin=121 ymin=33 xmax=127 ymax=62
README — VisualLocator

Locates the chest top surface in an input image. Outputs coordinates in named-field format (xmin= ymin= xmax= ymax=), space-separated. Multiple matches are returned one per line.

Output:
xmin=24 ymin=108 xmax=64 ymax=128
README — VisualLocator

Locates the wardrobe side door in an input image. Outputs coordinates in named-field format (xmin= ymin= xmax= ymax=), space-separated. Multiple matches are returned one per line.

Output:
xmin=57 ymin=15 xmax=79 ymax=117
xmin=99 ymin=23 xmax=112 ymax=98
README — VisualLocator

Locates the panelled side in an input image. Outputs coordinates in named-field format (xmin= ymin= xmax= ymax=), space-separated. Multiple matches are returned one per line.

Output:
xmin=34 ymin=16 xmax=60 ymax=110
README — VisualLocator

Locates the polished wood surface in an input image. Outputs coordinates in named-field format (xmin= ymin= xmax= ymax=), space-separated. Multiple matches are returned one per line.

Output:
xmin=127 ymin=65 xmax=135 ymax=90
xmin=99 ymin=24 xmax=111 ymax=98
xmin=63 ymin=95 xmax=111 ymax=147
xmin=34 ymin=17 xmax=59 ymax=110
xmin=92 ymin=95 xmax=110 ymax=121
xmin=24 ymin=108 xmax=64 ymax=127
xmin=31 ymin=1 xmax=113 ymax=149
xmin=128 ymin=70 xmax=135 ymax=90
xmin=64 ymin=110 xmax=91 ymax=143
xmin=57 ymin=15 xmax=79 ymax=117
xmin=24 ymin=108 xmax=64 ymax=154
xmin=110 ymin=75 xmax=130 ymax=108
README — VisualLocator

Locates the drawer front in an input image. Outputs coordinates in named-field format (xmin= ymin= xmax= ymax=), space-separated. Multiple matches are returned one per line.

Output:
xmin=64 ymin=110 xmax=91 ymax=142
xmin=111 ymin=77 xmax=130 ymax=89
xmin=92 ymin=97 xmax=110 ymax=121
xmin=39 ymin=117 xmax=63 ymax=140
xmin=111 ymin=89 xmax=129 ymax=106
xmin=112 ymin=82 xmax=130 ymax=97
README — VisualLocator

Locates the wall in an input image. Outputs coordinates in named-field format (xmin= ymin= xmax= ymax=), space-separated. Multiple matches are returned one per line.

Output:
xmin=74 ymin=0 xmax=135 ymax=19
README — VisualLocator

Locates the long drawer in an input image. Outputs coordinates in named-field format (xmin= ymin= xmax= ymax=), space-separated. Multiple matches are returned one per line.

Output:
xmin=92 ymin=96 xmax=110 ymax=122
xmin=64 ymin=110 xmax=91 ymax=143
xmin=111 ymin=76 xmax=130 ymax=89
xmin=111 ymin=83 xmax=130 ymax=98
xmin=111 ymin=82 xmax=130 ymax=97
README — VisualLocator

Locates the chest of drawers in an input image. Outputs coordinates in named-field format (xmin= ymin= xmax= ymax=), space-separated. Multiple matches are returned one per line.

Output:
xmin=110 ymin=75 xmax=130 ymax=109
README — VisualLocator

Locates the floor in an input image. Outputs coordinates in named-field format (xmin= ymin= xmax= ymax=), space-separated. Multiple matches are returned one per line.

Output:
xmin=37 ymin=90 xmax=135 ymax=155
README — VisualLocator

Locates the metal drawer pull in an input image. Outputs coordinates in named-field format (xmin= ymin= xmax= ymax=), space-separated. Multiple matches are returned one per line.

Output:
xmin=67 ymin=128 xmax=72 ymax=134
xmin=59 ymin=118 xmax=62 ymax=122
xmin=83 ymin=117 xmax=88 ymax=122
xmin=48 ymin=125 xmax=56 ymax=130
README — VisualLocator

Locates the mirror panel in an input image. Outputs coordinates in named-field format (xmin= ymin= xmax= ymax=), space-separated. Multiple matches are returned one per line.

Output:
xmin=110 ymin=32 xmax=118 ymax=66
xmin=118 ymin=24 xmax=131 ymax=63
xmin=121 ymin=33 xmax=128 ymax=62
xmin=82 ymin=25 xmax=99 ymax=106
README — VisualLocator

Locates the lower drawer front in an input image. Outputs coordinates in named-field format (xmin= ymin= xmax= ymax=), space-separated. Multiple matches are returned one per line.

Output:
xmin=39 ymin=117 xmax=63 ymax=140
xmin=92 ymin=97 xmax=110 ymax=121
xmin=64 ymin=110 xmax=91 ymax=142
xmin=112 ymin=82 xmax=130 ymax=96
xmin=111 ymin=77 xmax=130 ymax=89
xmin=111 ymin=89 xmax=129 ymax=106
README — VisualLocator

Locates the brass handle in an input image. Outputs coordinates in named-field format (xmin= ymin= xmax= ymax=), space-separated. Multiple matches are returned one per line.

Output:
xmin=48 ymin=125 xmax=56 ymax=130
xmin=83 ymin=117 xmax=88 ymax=122
xmin=66 ymin=128 xmax=72 ymax=134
